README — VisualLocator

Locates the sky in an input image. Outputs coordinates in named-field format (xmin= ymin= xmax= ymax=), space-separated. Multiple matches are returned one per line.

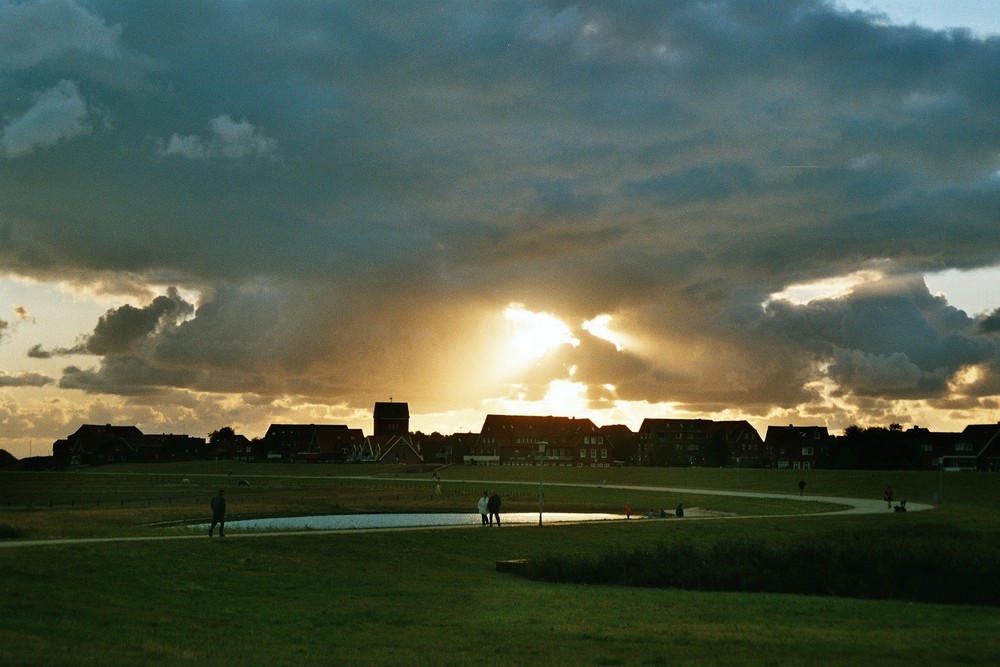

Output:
xmin=1 ymin=0 xmax=999 ymax=459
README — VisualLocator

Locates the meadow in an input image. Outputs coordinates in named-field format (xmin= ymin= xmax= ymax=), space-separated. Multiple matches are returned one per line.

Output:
xmin=2 ymin=462 xmax=999 ymax=666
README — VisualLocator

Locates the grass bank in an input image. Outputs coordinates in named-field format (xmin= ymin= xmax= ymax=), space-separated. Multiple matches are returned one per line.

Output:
xmin=2 ymin=464 xmax=999 ymax=666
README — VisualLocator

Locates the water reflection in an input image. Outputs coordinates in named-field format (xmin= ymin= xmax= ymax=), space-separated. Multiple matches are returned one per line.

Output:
xmin=194 ymin=512 xmax=621 ymax=531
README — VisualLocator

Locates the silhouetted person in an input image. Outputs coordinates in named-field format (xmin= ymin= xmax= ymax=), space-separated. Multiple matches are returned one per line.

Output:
xmin=625 ymin=501 xmax=631 ymax=519
xmin=209 ymin=489 xmax=226 ymax=537
xmin=675 ymin=503 xmax=684 ymax=518
xmin=478 ymin=491 xmax=490 ymax=526
xmin=798 ymin=479 xmax=806 ymax=496
xmin=884 ymin=485 xmax=894 ymax=508
xmin=487 ymin=490 xmax=501 ymax=527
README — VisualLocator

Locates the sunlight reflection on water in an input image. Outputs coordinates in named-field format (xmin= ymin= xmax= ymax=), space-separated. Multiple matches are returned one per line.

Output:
xmin=194 ymin=512 xmax=622 ymax=531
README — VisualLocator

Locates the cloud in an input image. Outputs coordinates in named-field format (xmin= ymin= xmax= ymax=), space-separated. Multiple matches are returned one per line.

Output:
xmin=0 ymin=0 xmax=124 ymax=70
xmin=0 ymin=1 xmax=998 ymax=439
xmin=157 ymin=115 xmax=279 ymax=160
xmin=0 ymin=371 xmax=52 ymax=387
xmin=1 ymin=80 xmax=94 ymax=157
xmin=29 ymin=289 xmax=194 ymax=358
xmin=828 ymin=348 xmax=924 ymax=393
xmin=979 ymin=309 xmax=1000 ymax=334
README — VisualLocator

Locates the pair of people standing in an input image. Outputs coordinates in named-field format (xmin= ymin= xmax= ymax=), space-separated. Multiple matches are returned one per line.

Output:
xmin=477 ymin=490 xmax=501 ymax=526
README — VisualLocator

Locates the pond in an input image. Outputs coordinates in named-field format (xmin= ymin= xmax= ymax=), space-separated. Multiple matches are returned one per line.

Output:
xmin=193 ymin=512 xmax=623 ymax=531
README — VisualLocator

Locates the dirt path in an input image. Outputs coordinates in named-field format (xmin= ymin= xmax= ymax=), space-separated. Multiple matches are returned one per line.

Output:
xmin=0 ymin=479 xmax=930 ymax=550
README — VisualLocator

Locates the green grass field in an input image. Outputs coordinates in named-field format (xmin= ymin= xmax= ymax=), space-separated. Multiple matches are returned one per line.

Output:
xmin=2 ymin=463 xmax=999 ymax=666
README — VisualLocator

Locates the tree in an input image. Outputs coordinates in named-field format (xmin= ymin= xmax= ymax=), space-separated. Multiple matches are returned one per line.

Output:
xmin=209 ymin=426 xmax=236 ymax=445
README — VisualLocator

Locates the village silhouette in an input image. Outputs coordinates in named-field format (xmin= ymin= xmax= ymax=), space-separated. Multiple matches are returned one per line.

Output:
xmin=2 ymin=400 xmax=989 ymax=473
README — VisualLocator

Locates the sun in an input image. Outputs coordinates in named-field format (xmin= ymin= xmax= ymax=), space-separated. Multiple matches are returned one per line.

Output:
xmin=503 ymin=303 xmax=579 ymax=366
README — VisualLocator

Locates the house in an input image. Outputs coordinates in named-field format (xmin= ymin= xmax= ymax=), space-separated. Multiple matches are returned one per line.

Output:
xmin=51 ymin=424 xmax=207 ymax=465
xmin=211 ymin=433 xmax=254 ymax=461
xmin=52 ymin=424 xmax=147 ymax=465
xmin=411 ymin=431 xmax=477 ymax=466
xmin=637 ymin=419 xmax=714 ymax=466
xmin=711 ymin=421 xmax=767 ymax=467
xmin=940 ymin=423 xmax=1000 ymax=471
xmin=635 ymin=419 xmax=765 ymax=467
xmin=138 ymin=433 xmax=209 ymax=462
xmin=261 ymin=424 xmax=363 ymax=463
xmin=764 ymin=425 xmax=833 ymax=470
xmin=903 ymin=426 xmax=961 ymax=470
xmin=348 ymin=400 xmax=422 ymax=464
xmin=598 ymin=424 xmax=637 ymax=465
xmin=369 ymin=434 xmax=424 ymax=465
xmin=468 ymin=414 xmax=610 ymax=467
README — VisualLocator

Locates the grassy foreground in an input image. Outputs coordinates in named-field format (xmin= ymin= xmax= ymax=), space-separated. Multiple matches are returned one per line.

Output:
xmin=2 ymin=464 xmax=1000 ymax=666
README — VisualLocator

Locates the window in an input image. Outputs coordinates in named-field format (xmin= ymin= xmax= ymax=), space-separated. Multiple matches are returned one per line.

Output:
xmin=600 ymin=449 xmax=607 ymax=459
xmin=591 ymin=449 xmax=597 ymax=459
xmin=802 ymin=447 xmax=814 ymax=456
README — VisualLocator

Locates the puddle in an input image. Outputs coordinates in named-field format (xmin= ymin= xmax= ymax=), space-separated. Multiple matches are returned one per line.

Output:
xmin=192 ymin=512 xmax=622 ymax=531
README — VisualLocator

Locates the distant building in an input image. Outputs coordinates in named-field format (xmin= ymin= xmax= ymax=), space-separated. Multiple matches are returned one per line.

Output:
xmin=261 ymin=424 xmax=363 ymax=463
xmin=712 ymin=420 xmax=767 ymax=467
xmin=211 ymin=432 xmax=254 ymax=461
xmin=468 ymin=414 xmax=610 ymax=467
xmin=936 ymin=423 xmax=1000 ymax=471
xmin=598 ymin=424 xmax=638 ymax=465
xmin=764 ymin=425 xmax=833 ymax=470
xmin=52 ymin=424 xmax=207 ymax=465
xmin=373 ymin=401 xmax=409 ymax=437
xmin=411 ymin=431 xmax=477 ymax=466
xmin=368 ymin=401 xmax=422 ymax=464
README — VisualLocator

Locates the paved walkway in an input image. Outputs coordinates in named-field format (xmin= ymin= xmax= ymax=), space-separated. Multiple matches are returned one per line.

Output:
xmin=0 ymin=479 xmax=930 ymax=550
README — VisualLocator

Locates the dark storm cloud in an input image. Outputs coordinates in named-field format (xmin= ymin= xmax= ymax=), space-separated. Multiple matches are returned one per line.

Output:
xmin=29 ymin=289 xmax=193 ymax=358
xmin=1 ymin=0 xmax=999 ymax=418
xmin=980 ymin=310 xmax=1000 ymax=334
xmin=0 ymin=370 xmax=51 ymax=387
xmin=59 ymin=356 xmax=200 ymax=396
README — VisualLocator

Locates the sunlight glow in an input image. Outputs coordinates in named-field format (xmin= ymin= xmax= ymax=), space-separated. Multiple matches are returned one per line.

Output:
xmin=767 ymin=270 xmax=885 ymax=306
xmin=582 ymin=314 xmax=627 ymax=351
xmin=503 ymin=303 xmax=579 ymax=365
xmin=949 ymin=364 xmax=984 ymax=393
xmin=483 ymin=378 xmax=590 ymax=419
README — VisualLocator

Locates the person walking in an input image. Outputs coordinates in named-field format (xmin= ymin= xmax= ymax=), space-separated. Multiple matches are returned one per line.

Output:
xmin=487 ymin=490 xmax=501 ymax=527
xmin=798 ymin=479 xmax=806 ymax=496
xmin=209 ymin=489 xmax=227 ymax=537
xmin=477 ymin=491 xmax=490 ymax=526
xmin=625 ymin=501 xmax=632 ymax=519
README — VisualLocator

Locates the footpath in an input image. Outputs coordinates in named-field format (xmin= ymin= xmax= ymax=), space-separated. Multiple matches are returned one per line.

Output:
xmin=0 ymin=480 xmax=931 ymax=550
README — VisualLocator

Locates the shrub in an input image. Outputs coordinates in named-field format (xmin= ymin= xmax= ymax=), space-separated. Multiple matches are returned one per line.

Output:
xmin=0 ymin=523 xmax=27 ymax=539
xmin=525 ymin=527 xmax=1000 ymax=606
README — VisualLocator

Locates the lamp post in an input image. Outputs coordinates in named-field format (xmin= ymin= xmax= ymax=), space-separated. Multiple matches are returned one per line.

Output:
xmin=537 ymin=440 xmax=547 ymax=526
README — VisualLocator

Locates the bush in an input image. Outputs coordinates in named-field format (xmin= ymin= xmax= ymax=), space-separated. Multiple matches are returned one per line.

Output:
xmin=0 ymin=523 xmax=27 ymax=539
xmin=525 ymin=526 xmax=1000 ymax=606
